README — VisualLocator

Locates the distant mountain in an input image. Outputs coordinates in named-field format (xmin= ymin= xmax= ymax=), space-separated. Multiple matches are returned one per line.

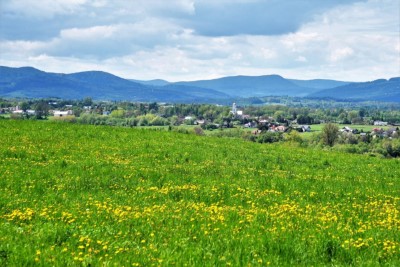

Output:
xmin=289 ymin=79 xmax=351 ymax=89
xmin=309 ymin=78 xmax=400 ymax=102
xmin=130 ymin=79 xmax=170 ymax=86
xmin=158 ymin=84 xmax=230 ymax=99
xmin=175 ymin=75 xmax=323 ymax=97
xmin=0 ymin=66 xmax=228 ymax=102
xmin=1 ymin=66 xmax=398 ymax=103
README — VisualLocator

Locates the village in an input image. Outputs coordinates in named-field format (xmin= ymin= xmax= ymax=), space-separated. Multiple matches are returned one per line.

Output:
xmin=1 ymin=100 xmax=398 ymax=141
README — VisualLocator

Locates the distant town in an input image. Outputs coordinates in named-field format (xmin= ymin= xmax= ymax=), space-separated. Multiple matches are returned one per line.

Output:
xmin=1 ymin=98 xmax=399 ymax=157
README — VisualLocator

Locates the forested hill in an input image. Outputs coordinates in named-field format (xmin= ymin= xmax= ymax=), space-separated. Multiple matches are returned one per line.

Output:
xmin=0 ymin=66 xmax=229 ymax=102
xmin=174 ymin=75 xmax=323 ymax=97
xmin=1 ymin=66 xmax=399 ymax=102
xmin=309 ymin=77 xmax=400 ymax=102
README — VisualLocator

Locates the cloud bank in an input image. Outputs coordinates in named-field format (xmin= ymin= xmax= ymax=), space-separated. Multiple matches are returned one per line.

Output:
xmin=0 ymin=0 xmax=398 ymax=81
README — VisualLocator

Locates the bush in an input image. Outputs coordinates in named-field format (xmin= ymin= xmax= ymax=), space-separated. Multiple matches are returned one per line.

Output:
xmin=210 ymin=128 xmax=244 ymax=138
xmin=52 ymin=115 xmax=77 ymax=123
xmin=201 ymin=123 xmax=218 ymax=130
xmin=193 ymin=127 xmax=205 ymax=136
xmin=382 ymin=139 xmax=400 ymax=157
xmin=171 ymin=127 xmax=190 ymax=134
xmin=242 ymin=132 xmax=258 ymax=142
xmin=256 ymin=132 xmax=283 ymax=143
xmin=285 ymin=130 xmax=303 ymax=144
xmin=10 ymin=113 xmax=23 ymax=120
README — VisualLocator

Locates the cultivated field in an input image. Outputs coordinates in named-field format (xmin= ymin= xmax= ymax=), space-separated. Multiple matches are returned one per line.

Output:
xmin=0 ymin=120 xmax=399 ymax=266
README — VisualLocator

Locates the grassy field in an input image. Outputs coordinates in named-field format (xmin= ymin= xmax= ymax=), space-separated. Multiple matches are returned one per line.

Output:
xmin=0 ymin=120 xmax=399 ymax=266
xmin=0 ymin=114 xmax=11 ymax=119
xmin=309 ymin=124 xmax=390 ymax=133
xmin=299 ymin=123 xmax=392 ymax=140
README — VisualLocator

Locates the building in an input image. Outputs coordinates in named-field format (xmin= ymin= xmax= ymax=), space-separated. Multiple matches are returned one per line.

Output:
xmin=374 ymin=121 xmax=388 ymax=126
xmin=231 ymin=103 xmax=237 ymax=115
xmin=231 ymin=103 xmax=244 ymax=117
xmin=53 ymin=110 xmax=73 ymax=117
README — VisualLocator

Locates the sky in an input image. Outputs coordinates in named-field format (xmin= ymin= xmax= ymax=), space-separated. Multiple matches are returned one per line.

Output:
xmin=0 ymin=0 xmax=399 ymax=82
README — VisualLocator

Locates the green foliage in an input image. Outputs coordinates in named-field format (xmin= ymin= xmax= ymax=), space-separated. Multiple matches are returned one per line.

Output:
xmin=34 ymin=101 xmax=50 ymax=119
xmin=256 ymin=132 xmax=283 ymax=143
xmin=201 ymin=123 xmax=218 ymax=130
xmin=0 ymin=120 xmax=399 ymax=266
xmin=296 ymin=114 xmax=314 ymax=124
xmin=285 ymin=130 xmax=303 ymax=144
xmin=110 ymin=109 xmax=125 ymax=118
xmin=322 ymin=123 xmax=339 ymax=147
xmin=193 ymin=127 xmax=205 ymax=136
xmin=82 ymin=97 xmax=93 ymax=107
xmin=20 ymin=102 xmax=30 ymax=112
xmin=208 ymin=128 xmax=244 ymax=138
xmin=382 ymin=139 xmax=400 ymax=158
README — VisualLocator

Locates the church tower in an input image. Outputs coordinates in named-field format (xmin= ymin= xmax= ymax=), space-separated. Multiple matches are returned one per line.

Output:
xmin=231 ymin=102 xmax=237 ymax=115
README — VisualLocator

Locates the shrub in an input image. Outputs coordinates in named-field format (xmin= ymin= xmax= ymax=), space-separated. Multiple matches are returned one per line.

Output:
xmin=256 ymin=132 xmax=283 ymax=143
xmin=193 ymin=127 xmax=205 ymax=136
xmin=285 ymin=130 xmax=303 ymax=144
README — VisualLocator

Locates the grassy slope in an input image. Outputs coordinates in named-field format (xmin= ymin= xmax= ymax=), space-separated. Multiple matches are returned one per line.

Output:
xmin=0 ymin=120 xmax=399 ymax=266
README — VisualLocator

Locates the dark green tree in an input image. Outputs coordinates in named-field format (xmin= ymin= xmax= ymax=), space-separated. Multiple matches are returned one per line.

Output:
xmin=82 ymin=97 xmax=93 ymax=107
xmin=20 ymin=102 xmax=30 ymax=112
xmin=35 ymin=101 xmax=50 ymax=119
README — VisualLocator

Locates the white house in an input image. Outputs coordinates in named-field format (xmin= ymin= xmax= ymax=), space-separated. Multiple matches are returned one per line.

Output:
xmin=374 ymin=121 xmax=388 ymax=126
xmin=195 ymin=119 xmax=205 ymax=125
xmin=299 ymin=125 xmax=311 ymax=132
xmin=53 ymin=110 xmax=73 ymax=117
xmin=340 ymin=126 xmax=353 ymax=133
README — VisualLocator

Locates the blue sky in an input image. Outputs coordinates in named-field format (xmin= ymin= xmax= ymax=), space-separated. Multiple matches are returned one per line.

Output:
xmin=0 ymin=0 xmax=399 ymax=81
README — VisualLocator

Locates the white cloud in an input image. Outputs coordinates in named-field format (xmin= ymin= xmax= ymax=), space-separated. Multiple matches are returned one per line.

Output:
xmin=0 ymin=40 xmax=48 ymax=54
xmin=0 ymin=0 xmax=398 ymax=82
xmin=329 ymin=47 xmax=354 ymax=63
xmin=1 ymin=0 xmax=88 ymax=18
xmin=296 ymin=56 xmax=307 ymax=62
xmin=60 ymin=25 xmax=117 ymax=39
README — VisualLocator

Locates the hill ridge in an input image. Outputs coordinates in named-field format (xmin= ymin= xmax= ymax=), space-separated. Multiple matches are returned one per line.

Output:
xmin=1 ymin=66 xmax=399 ymax=102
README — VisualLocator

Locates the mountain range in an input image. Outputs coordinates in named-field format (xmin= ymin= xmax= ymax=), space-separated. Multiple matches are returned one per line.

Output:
xmin=0 ymin=66 xmax=399 ymax=103
xmin=309 ymin=77 xmax=400 ymax=102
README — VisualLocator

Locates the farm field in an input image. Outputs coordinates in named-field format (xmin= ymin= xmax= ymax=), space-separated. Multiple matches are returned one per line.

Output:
xmin=0 ymin=120 xmax=399 ymax=266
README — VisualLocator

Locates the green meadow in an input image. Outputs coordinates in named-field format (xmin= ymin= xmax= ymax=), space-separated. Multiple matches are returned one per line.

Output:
xmin=309 ymin=124 xmax=389 ymax=132
xmin=0 ymin=120 xmax=399 ymax=266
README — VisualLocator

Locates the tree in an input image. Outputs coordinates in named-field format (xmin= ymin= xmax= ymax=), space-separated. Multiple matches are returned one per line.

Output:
xmin=274 ymin=111 xmax=285 ymax=123
xmin=20 ymin=102 xmax=30 ymax=112
xmin=297 ymin=114 xmax=314 ymax=124
xmin=110 ymin=109 xmax=125 ymax=118
xmin=322 ymin=123 xmax=339 ymax=147
xmin=82 ymin=97 xmax=93 ymax=107
xmin=148 ymin=102 xmax=159 ymax=113
xmin=35 ymin=101 xmax=50 ymax=119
